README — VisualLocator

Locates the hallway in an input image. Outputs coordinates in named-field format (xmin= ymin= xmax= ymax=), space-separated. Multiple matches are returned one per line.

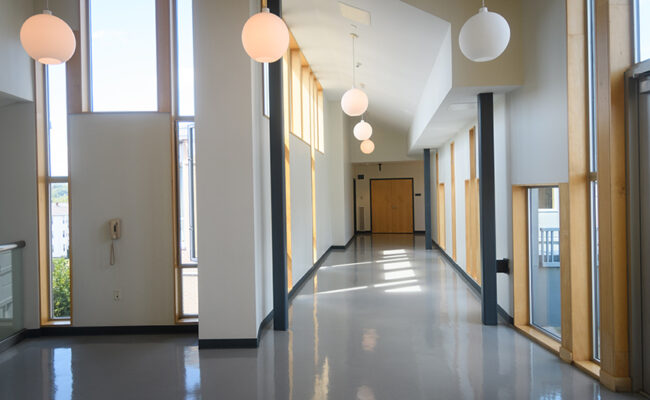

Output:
xmin=0 ymin=235 xmax=641 ymax=399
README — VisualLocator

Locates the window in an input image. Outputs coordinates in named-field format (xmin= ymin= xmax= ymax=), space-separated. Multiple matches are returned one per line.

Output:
xmin=174 ymin=0 xmax=198 ymax=319
xmin=301 ymin=66 xmax=311 ymax=144
xmin=317 ymin=90 xmax=324 ymax=152
xmin=177 ymin=122 xmax=197 ymax=265
xmin=587 ymin=0 xmax=601 ymax=361
xmin=89 ymin=0 xmax=158 ymax=111
xmin=263 ymin=63 xmax=270 ymax=117
xmin=636 ymin=0 xmax=650 ymax=62
xmin=290 ymin=50 xmax=302 ymax=137
xmin=46 ymin=64 xmax=71 ymax=320
xmin=176 ymin=0 xmax=195 ymax=116
xmin=528 ymin=187 xmax=561 ymax=340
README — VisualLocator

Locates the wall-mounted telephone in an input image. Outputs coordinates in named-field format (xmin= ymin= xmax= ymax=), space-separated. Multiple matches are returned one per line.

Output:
xmin=109 ymin=219 xmax=121 ymax=240
xmin=108 ymin=219 xmax=121 ymax=265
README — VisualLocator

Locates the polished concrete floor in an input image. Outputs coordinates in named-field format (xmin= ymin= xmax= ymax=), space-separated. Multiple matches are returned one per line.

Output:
xmin=0 ymin=234 xmax=643 ymax=399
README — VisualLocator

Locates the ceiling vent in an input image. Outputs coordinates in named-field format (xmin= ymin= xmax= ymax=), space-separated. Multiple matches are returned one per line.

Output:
xmin=339 ymin=2 xmax=371 ymax=26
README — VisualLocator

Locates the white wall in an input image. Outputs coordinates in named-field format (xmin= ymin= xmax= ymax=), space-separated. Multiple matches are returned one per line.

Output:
xmin=353 ymin=161 xmax=426 ymax=232
xmin=68 ymin=113 xmax=174 ymax=326
xmin=0 ymin=102 xmax=39 ymax=329
xmin=289 ymin=136 xmax=313 ymax=282
xmin=0 ymin=0 xmax=34 ymax=102
xmin=327 ymin=100 xmax=354 ymax=246
xmin=194 ymin=0 xmax=264 ymax=340
xmin=348 ymin=117 xmax=422 ymax=164
xmin=508 ymin=0 xmax=568 ymax=185
xmin=315 ymin=150 xmax=333 ymax=259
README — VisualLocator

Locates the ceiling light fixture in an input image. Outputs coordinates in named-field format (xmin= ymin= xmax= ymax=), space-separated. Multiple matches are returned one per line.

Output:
xmin=360 ymin=139 xmax=375 ymax=154
xmin=242 ymin=7 xmax=289 ymax=63
xmin=341 ymin=33 xmax=368 ymax=116
xmin=20 ymin=0 xmax=76 ymax=65
xmin=353 ymin=118 xmax=372 ymax=141
xmin=458 ymin=0 xmax=510 ymax=62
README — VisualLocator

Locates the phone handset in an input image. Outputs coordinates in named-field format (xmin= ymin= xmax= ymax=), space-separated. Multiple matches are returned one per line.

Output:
xmin=108 ymin=219 xmax=121 ymax=265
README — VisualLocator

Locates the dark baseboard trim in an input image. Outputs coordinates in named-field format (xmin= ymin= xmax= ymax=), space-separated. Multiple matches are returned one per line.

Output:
xmin=26 ymin=324 xmax=198 ymax=338
xmin=432 ymin=240 xmax=514 ymax=325
xmin=199 ymin=338 xmax=258 ymax=349
xmin=0 ymin=329 xmax=28 ymax=353
xmin=414 ymin=230 xmax=426 ymax=234
xmin=330 ymin=234 xmax=356 ymax=250
xmin=289 ymin=234 xmax=355 ymax=300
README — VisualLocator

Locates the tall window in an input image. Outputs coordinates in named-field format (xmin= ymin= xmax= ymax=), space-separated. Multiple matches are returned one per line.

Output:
xmin=174 ymin=0 xmax=198 ymax=318
xmin=587 ymin=0 xmax=601 ymax=361
xmin=528 ymin=187 xmax=561 ymax=340
xmin=46 ymin=65 xmax=71 ymax=320
xmin=89 ymin=0 xmax=158 ymax=111
xmin=636 ymin=0 xmax=650 ymax=62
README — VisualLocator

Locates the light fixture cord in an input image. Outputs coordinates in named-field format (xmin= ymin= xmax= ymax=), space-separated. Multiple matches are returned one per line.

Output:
xmin=482 ymin=0 xmax=485 ymax=7
xmin=46 ymin=0 xmax=49 ymax=10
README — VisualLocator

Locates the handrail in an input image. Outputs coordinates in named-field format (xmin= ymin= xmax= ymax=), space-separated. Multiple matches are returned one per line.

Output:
xmin=0 ymin=241 xmax=26 ymax=253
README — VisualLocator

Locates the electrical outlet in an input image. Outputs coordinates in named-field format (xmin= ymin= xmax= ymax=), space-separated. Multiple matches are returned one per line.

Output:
xmin=113 ymin=290 xmax=121 ymax=302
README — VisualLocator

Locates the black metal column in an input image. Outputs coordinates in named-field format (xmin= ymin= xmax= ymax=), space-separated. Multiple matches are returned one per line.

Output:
xmin=424 ymin=149 xmax=433 ymax=249
xmin=268 ymin=0 xmax=288 ymax=331
xmin=478 ymin=92 xmax=497 ymax=326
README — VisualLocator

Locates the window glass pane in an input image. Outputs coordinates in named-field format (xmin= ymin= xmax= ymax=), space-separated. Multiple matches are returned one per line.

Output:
xmin=318 ymin=90 xmax=324 ymax=152
xmin=181 ymin=268 xmax=198 ymax=316
xmin=50 ymin=183 xmax=70 ymax=319
xmin=176 ymin=0 xmax=195 ymax=116
xmin=640 ymin=0 xmax=650 ymax=61
xmin=46 ymin=65 xmax=68 ymax=177
xmin=90 ymin=0 xmax=158 ymax=111
xmin=290 ymin=50 xmax=302 ymax=136
xmin=301 ymin=67 xmax=311 ymax=144
xmin=529 ymin=187 xmax=561 ymax=339
xmin=177 ymin=122 xmax=197 ymax=265
xmin=263 ymin=63 xmax=270 ymax=117
xmin=591 ymin=181 xmax=601 ymax=359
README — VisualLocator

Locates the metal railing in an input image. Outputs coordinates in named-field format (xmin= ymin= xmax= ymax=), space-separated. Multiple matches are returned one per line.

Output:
xmin=539 ymin=228 xmax=560 ymax=267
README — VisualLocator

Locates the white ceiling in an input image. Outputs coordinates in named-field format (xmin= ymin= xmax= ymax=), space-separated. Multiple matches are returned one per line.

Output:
xmin=283 ymin=0 xmax=450 ymax=134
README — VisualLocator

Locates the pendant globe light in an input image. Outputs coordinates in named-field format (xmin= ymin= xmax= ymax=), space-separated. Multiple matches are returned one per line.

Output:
xmin=360 ymin=139 xmax=375 ymax=155
xmin=242 ymin=8 xmax=289 ymax=63
xmin=458 ymin=0 xmax=510 ymax=62
xmin=341 ymin=33 xmax=368 ymax=117
xmin=20 ymin=1 xmax=76 ymax=65
xmin=353 ymin=118 xmax=372 ymax=141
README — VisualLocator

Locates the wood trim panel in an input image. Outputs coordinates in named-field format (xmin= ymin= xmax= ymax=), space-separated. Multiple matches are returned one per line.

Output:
xmin=35 ymin=64 xmax=50 ymax=325
xmin=66 ymin=31 xmax=83 ymax=114
xmin=438 ymin=183 xmax=446 ymax=249
xmin=283 ymin=50 xmax=293 ymax=290
xmin=156 ymin=0 xmax=171 ymax=113
xmin=560 ymin=0 xmax=593 ymax=367
xmin=512 ymin=186 xmax=529 ymax=327
xmin=595 ymin=0 xmax=633 ymax=391
xmin=450 ymin=142 xmax=457 ymax=261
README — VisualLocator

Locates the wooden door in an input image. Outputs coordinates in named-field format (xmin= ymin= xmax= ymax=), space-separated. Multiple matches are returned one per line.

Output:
xmin=370 ymin=179 xmax=414 ymax=233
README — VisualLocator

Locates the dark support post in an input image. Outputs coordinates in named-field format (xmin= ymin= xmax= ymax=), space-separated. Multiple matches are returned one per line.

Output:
xmin=423 ymin=149 xmax=433 ymax=249
xmin=478 ymin=92 xmax=497 ymax=326
xmin=268 ymin=0 xmax=288 ymax=331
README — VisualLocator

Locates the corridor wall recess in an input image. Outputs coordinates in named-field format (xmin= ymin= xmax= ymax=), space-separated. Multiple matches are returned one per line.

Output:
xmin=458 ymin=0 xmax=510 ymax=62
xmin=341 ymin=33 xmax=369 ymax=116
xmin=241 ymin=7 xmax=289 ymax=62
xmin=20 ymin=5 xmax=76 ymax=64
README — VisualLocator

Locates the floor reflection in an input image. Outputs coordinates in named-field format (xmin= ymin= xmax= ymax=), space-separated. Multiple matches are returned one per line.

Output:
xmin=0 ymin=234 xmax=643 ymax=399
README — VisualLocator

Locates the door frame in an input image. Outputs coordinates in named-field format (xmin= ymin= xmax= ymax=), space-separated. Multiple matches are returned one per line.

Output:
xmin=369 ymin=177 xmax=415 ymax=234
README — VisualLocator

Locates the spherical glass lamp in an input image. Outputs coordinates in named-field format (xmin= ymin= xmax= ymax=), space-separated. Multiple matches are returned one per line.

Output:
xmin=459 ymin=7 xmax=510 ymax=62
xmin=360 ymin=139 xmax=375 ymax=154
xmin=20 ymin=11 xmax=76 ymax=65
xmin=341 ymin=88 xmax=368 ymax=117
xmin=353 ymin=119 xmax=372 ymax=141
xmin=242 ymin=8 xmax=289 ymax=63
